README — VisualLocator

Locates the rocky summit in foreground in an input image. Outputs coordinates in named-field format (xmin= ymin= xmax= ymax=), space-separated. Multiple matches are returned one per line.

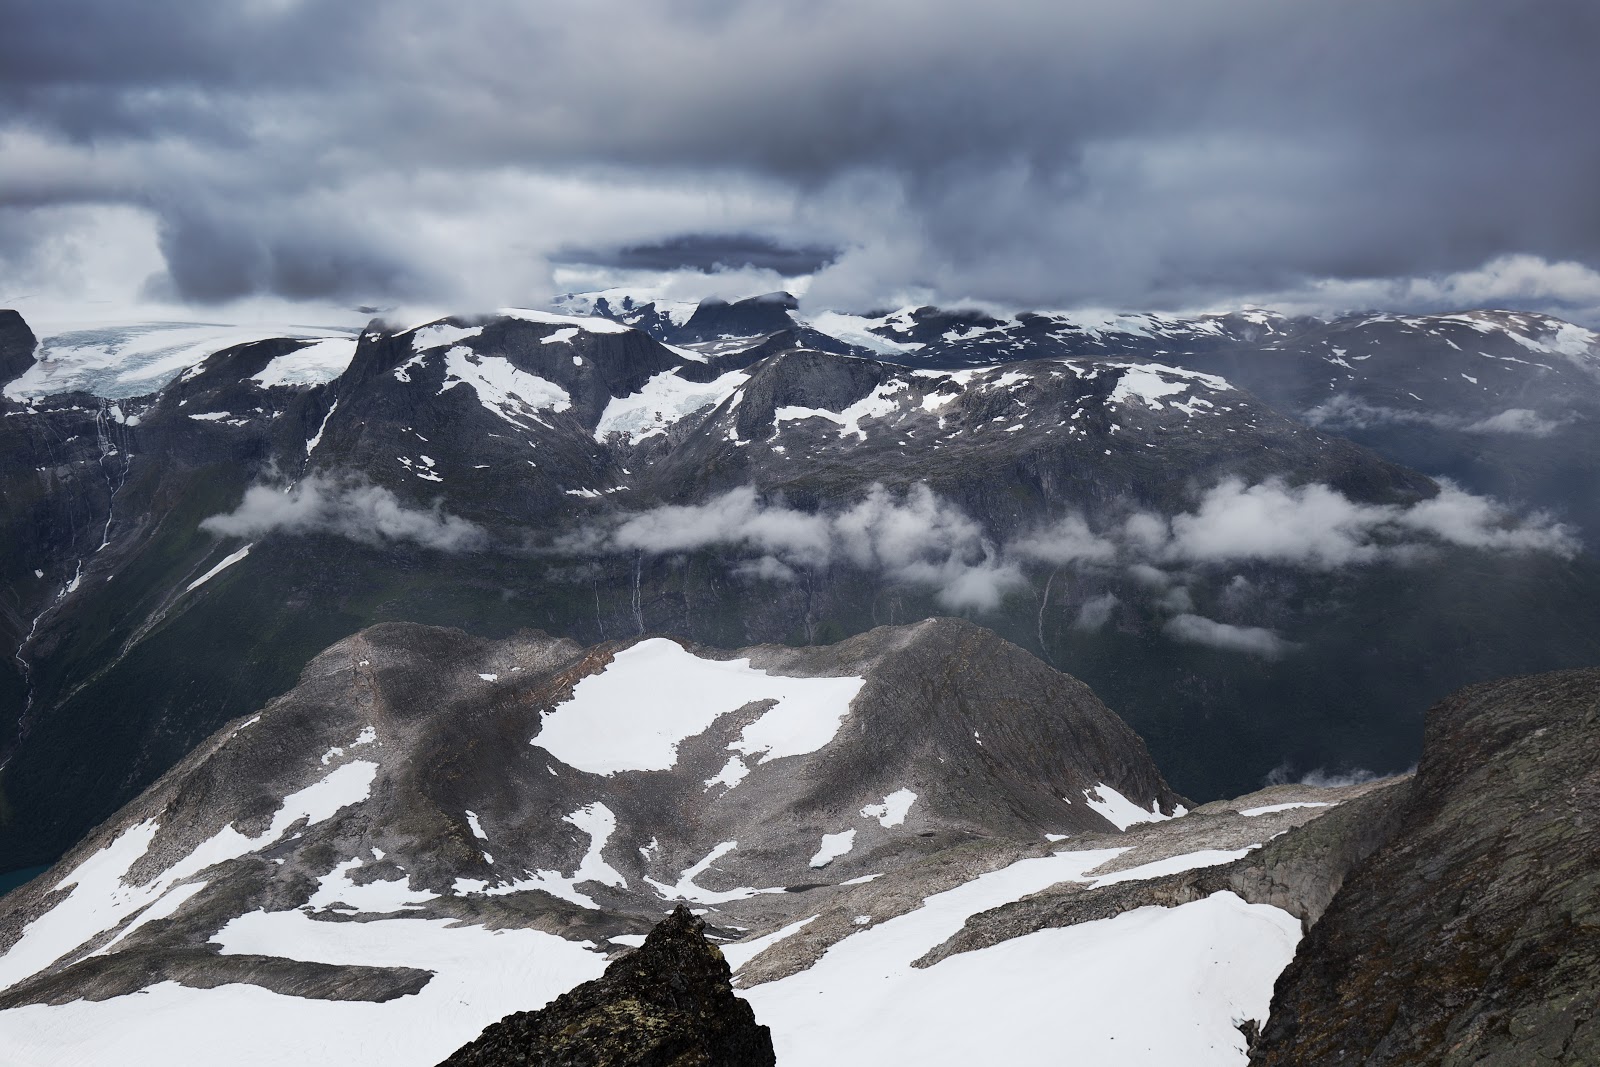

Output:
xmin=438 ymin=905 xmax=773 ymax=1067
xmin=1251 ymin=668 xmax=1600 ymax=1066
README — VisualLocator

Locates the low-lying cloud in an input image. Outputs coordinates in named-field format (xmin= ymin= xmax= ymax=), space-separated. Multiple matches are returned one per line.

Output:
xmin=577 ymin=483 xmax=1023 ymax=611
xmin=202 ymin=472 xmax=486 ymax=552
xmin=1307 ymin=395 xmax=1568 ymax=438
xmin=1073 ymin=592 xmax=1120 ymax=632
xmin=1164 ymin=613 xmax=1296 ymax=659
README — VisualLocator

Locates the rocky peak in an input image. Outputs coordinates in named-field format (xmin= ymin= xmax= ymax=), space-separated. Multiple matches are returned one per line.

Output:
xmin=435 ymin=903 xmax=773 ymax=1065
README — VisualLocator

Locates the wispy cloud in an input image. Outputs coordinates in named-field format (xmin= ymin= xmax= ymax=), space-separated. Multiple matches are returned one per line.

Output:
xmin=1307 ymin=395 xmax=1569 ymax=438
xmin=1164 ymin=613 xmax=1296 ymax=659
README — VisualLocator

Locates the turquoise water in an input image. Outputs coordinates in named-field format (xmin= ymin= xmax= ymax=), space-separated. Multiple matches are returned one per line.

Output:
xmin=0 ymin=865 xmax=47 ymax=899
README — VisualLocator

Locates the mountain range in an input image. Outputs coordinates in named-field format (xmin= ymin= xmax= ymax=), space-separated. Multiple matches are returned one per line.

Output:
xmin=3 ymin=294 xmax=1598 ymax=874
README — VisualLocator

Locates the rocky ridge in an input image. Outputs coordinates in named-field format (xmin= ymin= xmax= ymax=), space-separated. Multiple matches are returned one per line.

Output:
xmin=1250 ymin=668 xmax=1600 ymax=1065
xmin=0 ymin=617 xmax=1372 ymax=1065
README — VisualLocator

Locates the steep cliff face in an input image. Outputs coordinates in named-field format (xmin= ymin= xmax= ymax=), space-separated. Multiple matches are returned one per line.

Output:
xmin=438 ymin=906 xmax=774 ymax=1067
xmin=1250 ymin=668 xmax=1600 ymax=1066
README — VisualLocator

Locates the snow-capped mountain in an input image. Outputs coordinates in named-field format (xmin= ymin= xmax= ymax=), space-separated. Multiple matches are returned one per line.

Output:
xmin=0 ymin=617 xmax=1380 ymax=1066
xmin=0 ymin=300 xmax=1597 ymax=885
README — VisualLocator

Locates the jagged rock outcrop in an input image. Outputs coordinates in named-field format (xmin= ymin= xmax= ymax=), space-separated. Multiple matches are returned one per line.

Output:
xmin=437 ymin=905 xmax=774 ymax=1067
xmin=1250 ymin=668 xmax=1600 ymax=1065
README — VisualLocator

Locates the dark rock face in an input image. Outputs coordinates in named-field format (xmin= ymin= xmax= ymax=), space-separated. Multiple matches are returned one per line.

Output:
xmin=671 ymin=292 xmax=798 ymax=345
xmin=437 ymin=905 xmax=774 ymax=1067
xmin=1251 ymin=668 xmax=1600 ymax=1066
xmin=0 ymin=310 xmax=36 ymax=386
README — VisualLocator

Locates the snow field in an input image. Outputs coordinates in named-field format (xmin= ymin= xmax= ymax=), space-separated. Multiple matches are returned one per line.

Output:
xmin=3 ymin=322 xmax=357 ymax=401
xmin=593 ymin=368 xmax=750 ymax=443
xmin=0 ymin=919 xmax=609 ymax=1067
xmin=248 ymin=337 xmax=358 ymax=388
xmin=1080 ymin=783 xmax=1183 ymax=830
xmin=746 ymin=846 xmax=1298 ymax=1067
xmin=533 ymin=639 xmax=864 ymax=777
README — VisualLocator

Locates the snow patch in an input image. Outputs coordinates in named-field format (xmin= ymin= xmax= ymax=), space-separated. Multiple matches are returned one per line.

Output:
xmin=861 ymin=789 xmax=917 ymax=828
xmin=808 ymin=830 xmax=857 ymax=868
xmin=452 ymin=802 xmax=626 ymax=909
xmin=643 ymin=841 xmax=785 ymax=906
xmin=1238 ymin=802 xmax=1333 ymax=817
xmin=410 ymin=323 xmax=483 ymax=351
xmin=1081 ymin=784 xmax=1180 ymax=831
xmin=724 ymin=914 xmax=820 ymax=971
xmin=497 ymin=308 xmax=632 ymax=333
xmin=774 ymin=380 xmax=908 ymax=441
xmin=305 ymin=400 xmax=338 ymax=456
xmin=439 ymin=347 xmax=571 ymax=428
xmin=1108 ymin=363 xmax=1229 ymax=411
xmin=307 ymin=858 xmax=436 ymax=913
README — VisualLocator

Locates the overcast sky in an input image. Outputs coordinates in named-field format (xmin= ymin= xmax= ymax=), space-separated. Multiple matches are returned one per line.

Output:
xmin=2 ymin=0 xmax=1598 ymax=323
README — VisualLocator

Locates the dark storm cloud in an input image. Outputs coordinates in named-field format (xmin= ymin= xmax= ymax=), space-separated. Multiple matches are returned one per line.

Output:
xmin=2 ymin=0 xmax=1597 ymax=312
xmin=553 ymin=234 xmax=837 ymax=274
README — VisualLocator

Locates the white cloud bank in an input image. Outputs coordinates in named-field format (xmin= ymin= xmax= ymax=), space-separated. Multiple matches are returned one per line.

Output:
xmin=1127 ymin=477 xmax=1578 ymax=569
xmin=202 ymin=473 xmax=486 ymax=552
